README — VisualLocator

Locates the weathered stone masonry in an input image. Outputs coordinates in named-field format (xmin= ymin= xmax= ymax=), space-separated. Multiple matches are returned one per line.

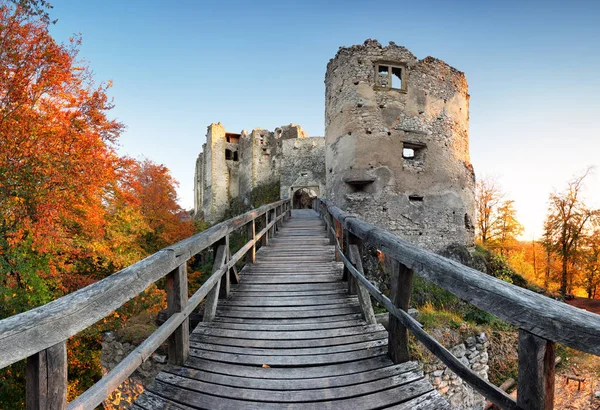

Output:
xmin=195 ymin=39 xmax=476 ymax=249
xmin=195 ymin=123 xmax=325 ymax=223
xmin=325 ymin=39 xmax=476 ymax=252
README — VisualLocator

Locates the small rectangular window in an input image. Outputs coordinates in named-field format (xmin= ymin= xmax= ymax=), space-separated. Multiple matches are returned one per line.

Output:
xmin=225 ymin=149 xmax=232 ymax=160
xmin=392 ymin=67 xmax=402 ymax=89
xmin=402 ymin=148 xmax=415 ymax=159
xmin=375 ymin=63 xmax=406 ymax=91
xmin=233 ymin=151 xmax=239 ymax=161
xmin=409 ymin=195 xmax=424 ymax=202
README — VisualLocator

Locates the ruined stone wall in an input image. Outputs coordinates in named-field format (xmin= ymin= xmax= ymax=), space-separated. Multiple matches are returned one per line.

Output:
xmin=100 ymin=332 xmax=167 ymax=409
xmin=423 ymin=333 xmax=490 ymax=410
xmin=194 ymin=152 xmax=204 ymax=219
xmin=195 ymin=123 xmax=321 ymax=221
xmin=250 ymin=128 xmax=280 ymax=191
xmin=280 ymin=137 xmax=326 ymax=201
xmin=325 ymin=39 xmax=475 ymax=251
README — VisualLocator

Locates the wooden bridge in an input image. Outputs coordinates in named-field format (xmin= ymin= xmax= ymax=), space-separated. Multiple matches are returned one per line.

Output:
xmin=134 ymin=209 xmax=448 ymax=409
xmin=0 ymin=199 xmax=599 ymax=410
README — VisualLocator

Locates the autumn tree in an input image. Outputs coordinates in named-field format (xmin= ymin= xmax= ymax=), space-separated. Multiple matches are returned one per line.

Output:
xmin=475 ymin=175 xmax=504 ymax=244
xmin=580 ymin=215 xmax=600 ymax=298
xmin=128 ymin=158 xmax=193 ymax=253
xmin=0 ymin=1 xmax=123 ymax=311
xmin=544 ymin=170 xmax=595 ymax=297
xmin=492 ymin=200 xmax=524 ymax=256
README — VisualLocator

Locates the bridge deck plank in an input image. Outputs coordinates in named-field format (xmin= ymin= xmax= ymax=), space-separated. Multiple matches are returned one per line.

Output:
xmin=135 ymin=209 xmax=447 ymax=409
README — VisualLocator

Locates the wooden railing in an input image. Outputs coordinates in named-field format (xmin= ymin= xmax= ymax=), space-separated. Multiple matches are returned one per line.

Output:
xmin=313 ymin=199 xmax=600 ymax=410
xmin=0 ymin=199 xmax=291 ymax=410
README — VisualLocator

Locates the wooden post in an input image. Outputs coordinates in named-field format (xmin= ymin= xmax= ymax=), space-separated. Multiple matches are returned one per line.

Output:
xmin=343 ymin=228 xmax=356 ymax=295
xmin=327 ymin=212 xmax=335 ymax=245
xmin=348 ymin=244 xmax=377 ymax=325
xmin=219 ymin=235 xmax=231 ymax=299
xmin=388 ymin=259 xmax=414 ymax=364
xmin=263 ymin=211 xmax=269 ymax=246
xmin=246 ymin=220 xmax=256 ymax=263
xmin=26 ymin=341 xmax=67 ymax=410
xmin=203 ymin=244 xmax=227 ymax=322
xmin=517 ymin=330 xmax=556 ymax=410
xmin=334 ymin=220 xmax=343 ymax=262
xmin=166 ymin=263 xmax=189 ymax=365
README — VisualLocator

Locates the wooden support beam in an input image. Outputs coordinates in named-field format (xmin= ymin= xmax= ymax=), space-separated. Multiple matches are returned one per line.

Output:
xmin=342 ymin=228 xmax=356 ymax=294
xmin=227 ymin=246 xmax=239 ymax=285
xmin=263 ymin=212 xmax=269 ymax=246
xmin=166 ymin=263 xmax=189 ymax=365
xmin=219 ymin=235 xmax=231 ymax=299
xmin=246 ymin=220 xmax=256 ymax=264
xmin=388 ymin=259 xmax=414 ymax=364
xmin=348 ymin=244 xmax=377 ymax=325
xmin=334 ymin=220 xmax=343 ymax=262
xmin=27 ymin=341 xmax=67 ymax=410
xmin=517 ymin=330 xmax=555 ymax=410
xmin=203 ymin=244 xmax=227 ymax=322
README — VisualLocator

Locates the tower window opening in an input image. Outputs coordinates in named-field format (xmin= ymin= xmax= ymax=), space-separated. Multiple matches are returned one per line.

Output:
xmin=233 ymin=151 xmax=239 ymax=161
xmin=375 ymin=62 xmax=407 ymax=92
xmin=409 ymin=195 xmax=424 ymax=202
xmin=403 ymin=148 xmax=415 ymax=159
xmin=225 ymin=149 xmax=232 ymax=160
xmin=392 ymin=67 xmax=402 ymax=89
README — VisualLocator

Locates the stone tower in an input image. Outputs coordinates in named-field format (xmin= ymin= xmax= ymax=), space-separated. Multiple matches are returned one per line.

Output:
xmin=325 ymin=39 xmax=476 ymax=251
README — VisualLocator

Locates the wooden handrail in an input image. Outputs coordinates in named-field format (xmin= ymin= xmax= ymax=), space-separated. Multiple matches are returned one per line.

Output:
xmin=0 ymin=199 xmax=291 ymax=409
xmin=314 ymin=199 xmax=600 ymax=410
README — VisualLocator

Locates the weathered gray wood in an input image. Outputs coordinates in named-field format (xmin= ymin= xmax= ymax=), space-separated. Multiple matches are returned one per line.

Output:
xmin=386 ymin=390 xmax=452 ymax=409
xmin=190 ymin=338 xmax=387 ymax=356
xmin=0 ymin=199 xmax=290 ymax=369
xmin=190 ymin=345 xmax=389 ymax=366
xmin=190 ymin=332 xmax=388 ymax=350
xmin=166 ymin=264 xmax=189 ymax=366
xmin=219 ymin=235 xmax=231 ymax=299
xmin=349 ymin=245 xmax=377 ymax=325
xmin=215 ymin=306 xmax=362 ymax=319
xmin=202 ymin=245 xmax=227 ymax=322
xmin=517 ymin=330 xmax=555 ymax=410
xmin=263 ymin=211 xmax=269 ymax=246
xmin=227 ymin=245 xmax=240 ymax=285
xmin=331 ymin=231 xmax=518 ymax=410
xmin=192 ymin=324 xmax=385 ymax=340
xmin=165 ymin=360 xmax=419 ymax=391
xmin=222 ymin=295 xmax=358 ymax=307
xmin=388 ymin=259 xmax=414 ymax=364
xmin=154 ymin=368 xmax=422 ymax=402
xmin=131 ymin=207 xmax=447 ymax=410
xmin=212 ymin=313 xmax=364 ymax=325
xmin=323 ymin=201 xmax=600 ymax=356
xmin=202 ymin=319 xmax=365 ymax=332
xmin=27 ymin=341 xmax=67 ymax=410
xmin=246 ymin=220 xmax=256 ymax=263
xmin=146 ymin=376 xmax=434 ymax=410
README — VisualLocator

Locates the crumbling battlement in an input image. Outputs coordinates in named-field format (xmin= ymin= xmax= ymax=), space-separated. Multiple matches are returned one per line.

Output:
xmin=195 ymin=39 xmax=476 ymax=251
xmin=195 ymin=123 xmax=325 ymax=223
xmin=325 ymin=39 xmax=475 ymax=251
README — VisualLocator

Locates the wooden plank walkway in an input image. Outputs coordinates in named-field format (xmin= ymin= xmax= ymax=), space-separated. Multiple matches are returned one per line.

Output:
xmin=134 ymin=209 xmax=449 ymax=409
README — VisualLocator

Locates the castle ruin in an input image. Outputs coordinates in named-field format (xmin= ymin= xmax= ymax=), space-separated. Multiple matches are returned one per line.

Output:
xmin=194 ymin=123 xmax=325 ymax=223
xmin=325 ymin=39 xmax=476 ymax=251
xmin=195 ymin=39 xmax=475 ymax=251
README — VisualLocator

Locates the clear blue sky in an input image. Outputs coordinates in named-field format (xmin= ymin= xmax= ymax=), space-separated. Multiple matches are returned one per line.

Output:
xmin=48 ymin=0 xmax=600 ymax=239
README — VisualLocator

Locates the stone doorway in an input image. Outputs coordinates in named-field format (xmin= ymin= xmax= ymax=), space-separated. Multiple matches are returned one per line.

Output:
xmin=292 ymin=187 xmax=319 ymax=209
